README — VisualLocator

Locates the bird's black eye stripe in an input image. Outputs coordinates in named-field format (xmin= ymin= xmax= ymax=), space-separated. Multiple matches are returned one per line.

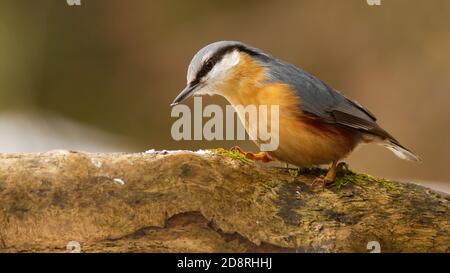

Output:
xmin=195 ymin=55 xmax=221 ymax=83
xmin=191 ymin=44 xmax=261 ymax=86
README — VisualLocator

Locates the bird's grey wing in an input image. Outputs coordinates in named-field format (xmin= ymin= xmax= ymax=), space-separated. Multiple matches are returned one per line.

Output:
xmin=265 ymin=60 xmax=395 ymax=140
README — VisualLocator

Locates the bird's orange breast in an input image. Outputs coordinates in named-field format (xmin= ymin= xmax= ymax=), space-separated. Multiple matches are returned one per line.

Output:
xmin=219 ymin=53 xmax=360 ymax=166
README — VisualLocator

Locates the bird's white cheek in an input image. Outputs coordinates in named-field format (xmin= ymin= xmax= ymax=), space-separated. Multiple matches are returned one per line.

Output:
xmin=198 ymin=73 xmax=230 ymax=96
xmin=212 ymin=51 xmax=240 ymax=80
xmin=195 ymin=51 xmax=241 ymax=96
xmin=194 ymin=84 xmax=217 ymax=96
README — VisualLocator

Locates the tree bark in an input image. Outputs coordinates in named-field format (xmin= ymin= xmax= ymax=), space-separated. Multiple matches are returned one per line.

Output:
xmin=0 ymin=150 xmax=448 ymax=253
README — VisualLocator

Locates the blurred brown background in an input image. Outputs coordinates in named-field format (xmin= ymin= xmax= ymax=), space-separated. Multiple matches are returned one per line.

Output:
xmin=0 ymin=0 xmax=449 ymax=191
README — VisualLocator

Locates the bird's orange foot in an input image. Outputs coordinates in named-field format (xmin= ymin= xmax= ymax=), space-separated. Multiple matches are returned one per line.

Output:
xmin=311 ymin=161 xmax=349 ymax=189
xmin=312 ymin=176 xmax=334 ymax=189
xmin=230 ymin=146 xmax=272 ymax=162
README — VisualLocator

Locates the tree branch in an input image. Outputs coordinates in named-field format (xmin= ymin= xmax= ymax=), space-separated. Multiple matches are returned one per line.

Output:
xmin=0 ymin=150 xmax=448 ymax=252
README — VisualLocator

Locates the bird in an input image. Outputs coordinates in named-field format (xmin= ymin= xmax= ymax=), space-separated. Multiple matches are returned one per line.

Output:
xmin=171 ymin=41 xmax=419 ymax=185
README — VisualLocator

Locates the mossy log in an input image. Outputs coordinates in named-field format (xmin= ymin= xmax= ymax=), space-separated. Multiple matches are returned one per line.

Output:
xmin=0 ymin=150 xmax=448 ymax=253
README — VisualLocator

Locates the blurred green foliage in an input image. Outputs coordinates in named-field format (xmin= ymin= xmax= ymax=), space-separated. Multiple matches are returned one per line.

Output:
xmin=0 ymin=0 xmax=449 ymax=182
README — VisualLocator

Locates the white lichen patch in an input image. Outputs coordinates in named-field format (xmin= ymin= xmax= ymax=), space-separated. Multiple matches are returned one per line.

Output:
xmin=144 ymin=149 xmax=186 ymax=155
xmin=91 ymin=159 xmax=102 ymax=168
xmin=145 ymin=149 xmax=211 ymax=155
xmin=195 ymin=149 xmax=211 ymax=155
xmin=113 ymin=178 xmax=125 ymax=186
xmin=46 ymin=149 xmax=72 ymax=155
xmin=161 ymin=150 xmax=184 ymax=154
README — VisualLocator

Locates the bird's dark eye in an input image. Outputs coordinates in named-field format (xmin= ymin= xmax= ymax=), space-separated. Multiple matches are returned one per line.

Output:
xmin=204 ymin=60 xmax=214 ymax=71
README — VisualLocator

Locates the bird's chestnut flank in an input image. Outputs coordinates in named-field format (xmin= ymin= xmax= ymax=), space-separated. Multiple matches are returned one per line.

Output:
xmin=172 ymin=41 xmax=419 ymax=185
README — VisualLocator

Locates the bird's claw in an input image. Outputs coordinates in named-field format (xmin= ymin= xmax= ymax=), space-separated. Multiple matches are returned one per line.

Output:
xmin=312 ymin=175 xmax=334 ymax=189
xmin=311 ymin=161 xmax=349 ymax=189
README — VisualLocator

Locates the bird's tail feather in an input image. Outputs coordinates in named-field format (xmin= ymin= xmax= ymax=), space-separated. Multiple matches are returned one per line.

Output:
xmin=382 ymin=140 xmax=420 ymax=162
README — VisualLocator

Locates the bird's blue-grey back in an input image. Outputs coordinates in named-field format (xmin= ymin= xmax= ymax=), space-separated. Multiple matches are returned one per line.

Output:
xmin=250 ymin=46 xmax=396 ymax=141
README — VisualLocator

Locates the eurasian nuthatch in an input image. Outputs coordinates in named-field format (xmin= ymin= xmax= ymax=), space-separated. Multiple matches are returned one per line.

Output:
xmin=172 ymin=41 xmax=419 ymax=184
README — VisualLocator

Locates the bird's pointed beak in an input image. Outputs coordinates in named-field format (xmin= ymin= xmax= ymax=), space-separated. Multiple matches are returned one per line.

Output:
xmin=171 ymin=83 xmax=199 ymax=106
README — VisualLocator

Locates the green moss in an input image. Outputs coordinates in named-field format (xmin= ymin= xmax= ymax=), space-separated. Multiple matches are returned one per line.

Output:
xmin=259 ymin=179 xmax=279 ymax=199
xmin=374 ymin=177 xmax=399 ymax=192
xmin=333 ymin=170 xmax=367 ymax=190
xmin=179 ymin=163 xmax=191 ymax=176
xmin=288 ymin=169 xmax=299 ymax=177
xmin=334 ymin=170 xmax=399 ymax=192
xmin=208 ymin=149 xmax=398 ymax=192
xmin=209 ymin=148 xmax=253 ymax=164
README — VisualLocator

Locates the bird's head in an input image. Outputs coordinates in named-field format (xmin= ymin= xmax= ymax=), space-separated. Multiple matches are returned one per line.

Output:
xmin=171 ymin=41 xmax=269 ymax=106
